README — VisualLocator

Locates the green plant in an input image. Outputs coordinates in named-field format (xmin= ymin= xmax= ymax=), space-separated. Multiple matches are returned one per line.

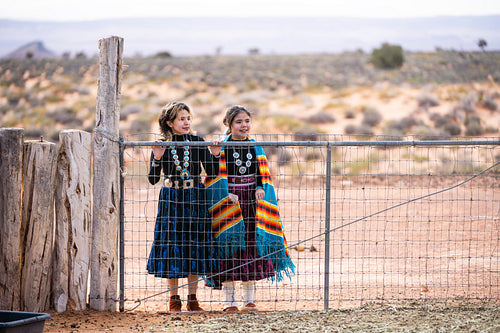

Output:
xmin=477 ymin=39 xmax=487 ymax=51
xmin=270 ymin=114 xmax=302 ymax=132
xmin=344 ymin=153 xmax=380 ymax=176
xmin=370 ymin=43 xmax=404 ymax=69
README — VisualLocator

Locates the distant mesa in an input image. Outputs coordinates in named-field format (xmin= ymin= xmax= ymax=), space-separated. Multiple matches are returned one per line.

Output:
xmin=3 ymin=41 xmax=56 ymax=60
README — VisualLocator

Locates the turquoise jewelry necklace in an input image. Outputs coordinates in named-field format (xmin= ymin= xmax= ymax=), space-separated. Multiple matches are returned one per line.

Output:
xmin=171 ymin=139 xmax=190 ymax=180
xmin=233 ymin=148 xmax=252 ymax=174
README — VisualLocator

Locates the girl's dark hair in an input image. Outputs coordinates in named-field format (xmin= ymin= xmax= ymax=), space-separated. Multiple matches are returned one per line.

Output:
xmin=158 ymin=102 xmax=193 ymax=140
xmin=223 ymin=105 xmax=252 ymax=134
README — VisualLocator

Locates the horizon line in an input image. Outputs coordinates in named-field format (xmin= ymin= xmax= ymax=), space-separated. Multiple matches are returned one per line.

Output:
xmin=1 ymin=13 xmax=500 ymax=23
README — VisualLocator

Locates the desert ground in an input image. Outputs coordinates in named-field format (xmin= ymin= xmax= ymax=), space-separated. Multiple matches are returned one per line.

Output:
xmin=43 ymin=301 xmax=499 ymax=332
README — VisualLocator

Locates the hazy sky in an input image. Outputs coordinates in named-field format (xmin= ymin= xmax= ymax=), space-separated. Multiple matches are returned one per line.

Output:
xmin=2 ymin=0 xmax=499 ymax=21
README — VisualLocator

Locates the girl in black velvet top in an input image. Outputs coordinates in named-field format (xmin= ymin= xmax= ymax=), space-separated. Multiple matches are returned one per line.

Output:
xmin=146 ymin=102 xmax=218 ymax=312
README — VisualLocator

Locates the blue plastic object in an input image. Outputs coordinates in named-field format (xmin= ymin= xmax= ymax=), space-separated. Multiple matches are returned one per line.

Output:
xmin=0 ymin=311 xmax=51 ymax=333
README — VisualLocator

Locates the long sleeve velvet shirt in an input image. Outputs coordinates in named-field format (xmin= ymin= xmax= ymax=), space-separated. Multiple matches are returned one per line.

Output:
xmin=148 ymin=134 xmax=219 ymax=186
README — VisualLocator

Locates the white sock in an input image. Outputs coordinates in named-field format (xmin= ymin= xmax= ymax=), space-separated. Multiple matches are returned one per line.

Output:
xmin=242 ymin=280 xmax=256 ymax=306
xmin=223 ymin=281 xmax=237 ymax=309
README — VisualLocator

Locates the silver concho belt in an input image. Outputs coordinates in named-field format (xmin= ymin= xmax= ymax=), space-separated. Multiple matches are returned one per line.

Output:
xmin=164 ymin=178 xmax=194 ymax=189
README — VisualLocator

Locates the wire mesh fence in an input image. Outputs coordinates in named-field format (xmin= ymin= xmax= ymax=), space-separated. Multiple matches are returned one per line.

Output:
xmin=119 ymin=134 xmax=499 ymax=312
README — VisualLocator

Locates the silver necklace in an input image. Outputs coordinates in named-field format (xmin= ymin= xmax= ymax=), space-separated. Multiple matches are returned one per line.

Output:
xmin=171 ymin=140 xmax=190 ymax=180
xmin=233 ymin=149 xmax=252 ymax=174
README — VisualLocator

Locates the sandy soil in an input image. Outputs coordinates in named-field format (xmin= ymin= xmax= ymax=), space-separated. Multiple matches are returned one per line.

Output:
xmin=44 ymin=301 xmax=499 ymax=332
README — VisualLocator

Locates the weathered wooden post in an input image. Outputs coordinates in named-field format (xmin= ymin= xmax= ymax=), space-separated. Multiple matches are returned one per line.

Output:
xmin=53 ymin=130 xmax=92 ymax=312
xmin=0 ymin=128 xmax=23 ymax=311
xmin=90 ymin=36 xmax=123 ymax=311
xmin=21 ymin=139 xmax=57 ymax=312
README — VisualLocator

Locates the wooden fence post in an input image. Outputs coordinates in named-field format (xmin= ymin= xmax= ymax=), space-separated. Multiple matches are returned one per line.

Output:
xmin=0 ymin=128 xmax=23 ymax=311
xmin=90 ymin=36 xmax=123 ymax=311
xmin=21 ymin=140 xmax=57 ymax=312
xmin=53 ymin=130 xmax=92 ymax=312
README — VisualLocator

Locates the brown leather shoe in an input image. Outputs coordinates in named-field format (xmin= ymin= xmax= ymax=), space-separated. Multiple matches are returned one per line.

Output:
xmin=186 ymin=294 xmax=204 ymax=311
xmin=169 ymin=295 xmax=182 ymax=312
xmin=223 ymin=306 xmax=239 ymax=312
xmin=241 ymin=302 xmax=258 ymax=311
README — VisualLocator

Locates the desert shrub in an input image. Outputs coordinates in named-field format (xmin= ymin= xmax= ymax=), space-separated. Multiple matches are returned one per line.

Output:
xmin=24 ymin=93 xmax=45 ymax=107
xmin=51 ymin=107 xmax=82 ymax=126
xmin=465 ymin=122 xmax=484 ymax=136
xmin=344 ymin=124 xmax=357 ymax=135
xmin=277 ymin=149 xmax=292 ymax=166
xmin=380 ymin=125 xmax=405 ymax=140
xmin=24 ymin=128 xmax=44 ymax=138
xmin=412 ymin=125 xmax=450 ymax=140
xmin=442 ymin=122 xmax=462 ymax=136
xmin=305 ymin=149 xmax=322 ymax=161
xmin=400 ymin=115 xmax=420 ymax=130
xmin=417 ymin=91 xmax=439 ymax=109
xmin=129 ymin=116 xmax=153 ymax=134
xmin=481 ymin=95 xmax=498 ymax=111
xmin=485 ymin=126 xmax=499 ymax=134
xmin=362 ymin=107 xmax=382 ymax=127
xmin=49 ymin=130 xmax=60 ymax=142
xmin=388 ymin=116 xmax=420 ymax=134
xmin=370 ymin=43 xmax=404 ymax=69
xmin=263 ymin=146 xmax=278 ymax=158
xmin=76 ymin=86 xmax=91 ymax=95
xmin=457 ymin=93 xmax=477 ymax=114
xmin=464 ymin=115 xmax=481 ymax=127
xmin=270 ymin=115 xmax=302 ymax=132
xmin=306 ymin=111 xmax=336 ymax=124
xmin=196 ymin=115 xmax=220 ymax=135
xmin=154 ymin=51 xmax=172 ymax=58
xmin=465 ymin=116 xmax=484 ymax=136
xmin=382 ymin=122 xmax=404 ymax=137
xmin=0 ymin=104 xmax=9 ymax=115
xmin=300 ymin=94 xmax=314 ymax=107
xmin=45 ymin=95 xmax=64 ymax=103
xmin=121 ymin=104 xmax=143 ymax=120
xmin=344 ymin=109 xmax=356 ymax=119
xmin=7 ymin=93 xmax=21 ymax=107
xmin=74 ymin=52 xmax=87 ymax=59
xmin=351 ymin=123 xmax=374 ymax=137
xmin=293 ymin=127 xmax=321 ymax=141
xmin=429 ymin=113 xmax=447 ymax=128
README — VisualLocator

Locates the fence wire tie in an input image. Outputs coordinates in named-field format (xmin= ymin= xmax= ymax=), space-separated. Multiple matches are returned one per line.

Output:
xmin=121 ymin=166 xmax=128 ymax=178
xmin=124 ymin=159 xmax=500 ymax=311
xmin=93 ymin=128 xmax=121 ymax=143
